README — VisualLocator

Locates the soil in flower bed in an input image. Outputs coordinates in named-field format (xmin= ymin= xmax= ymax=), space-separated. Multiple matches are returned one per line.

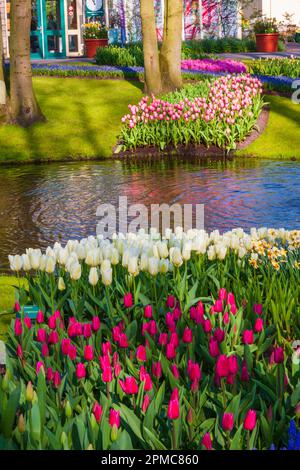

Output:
xmin=113 ymin=108 xmax=270 ymax=160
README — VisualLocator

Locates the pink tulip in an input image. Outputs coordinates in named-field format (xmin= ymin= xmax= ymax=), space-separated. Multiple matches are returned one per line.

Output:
xmin=46 ymin=367 xmax=53 ymax=381
xmin=83 ymin=324 xmax=92 ymax=339
xmin=227 ymin=292 xmax=235 ymax=306
xmin=84 ymin=345 xmax=94 ymax=361
xmin=209 ymin=338 xmax=220 ymax=357
xmin=222 ymin=413 xmax=234 ymax=431
xmin=48 ymin=331 xmax=59 ymax=345
xmin=102 ymin=341 xmax=112 ymax=355
xmin=76 ymin=363 xmax=86 ymax=380
xmin=167 ymin=390 xmax=180 ymax=420
xmin=253 ymin=304 xmax=263 ymax=315
xmin=93 ymin=402 xmax=103 ymax=423
xmin=166 ymin=295 xmax=176 ymax=309
xmin=213 ymin=328 xmax=225 ymax=343
xmin=61 ymin=338 xmax=71 ymax=355
xmin=152 ymin=361 xmax=162 ymax=379
xmin=242 ymin=330 xmax=254 ymax=345
xmin=223 ymin=312 xmax=230 ymax=325
xmin=119 ymin=376 xmax=139 ymax=395
xmin=102 ymin=366 xmax=113 ymax=383
xmin=14 ymin=319 xmax=22 ymax=336
xmin=170 ymin=363 xmax=180 ymax=379
xmin=228 ymin=355 xmax=238 ymax=375
xmin=183 ymin=327 xmax=193 ymax=344
xmin=274 ymin=347 xmax=284 ymax=364
xmin=144 ymin=305 xmax=153 ymax=318
xmin=109 ymin=409 xmax=120 ymax=428
xmin=136 ymin=345 xmax=147 ymax=362
xmin=187 ymin=360 xmax=202 ymax=382
xmin=166 ymin=342 xmax=176 ymax=360
xmin=241 ymin=363 xmax=250 ymax=382
xmin=254 ymin=318 xmax=264 ymax=333
xmin=37 ymin=328 xmax=47 ymax=343
xmin=48 ymin=315 xmax=57 ymax=330
xmin=118 ymin=333 xmax=128 ymax=348
xmin=37 ymin=310 xmax=44 ymax=324
xmin=124 ymin=293 xmax=133 ymax=308
xmin=214 ymin=299 xmax=223 ymax=313
xmin=244 ymin=409 xmax=257 ymax=431
xmin=17 ymin=344 xmax=23 ymax=359
xmin=142 ymin=395 xmax=151 ymax=413
xmin=203 ymin=319 xmax=212 ymax=333
xmin=216 ymin=355 xmax=229 ymax=378
xmin=219 ymin=288 xmax=227 ymax=301
xmin=159 ymin=333 xmax=168 ymax=346
xmin=202 ymin=432 xmax=212 ymax=450
xmin=14 ymin=302 xmax=21 ymax=313
xmin=92 ymin=316 xmax=101 ymax=332
xmin=53 ymin=371 xmax=61 ymax=388
xmin=41 ymin=343 xmax=49 ymax=357
xmin=68 ymin=344 xmax=77 ymax=361
xmin=36 ymin=361 xmax=44 ymax=375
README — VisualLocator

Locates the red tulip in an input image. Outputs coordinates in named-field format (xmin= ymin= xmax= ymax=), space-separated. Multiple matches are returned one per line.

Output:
xmin=230 ymin=304 xmax=238 ymax=315
xmin=92 ymin=316 xmax=101 ymax=332
xmin=114 ymin=363 xmax=122 ymax=377
xmin=226 ymin=373 xmax=236 ymax=385
xmin=203 ymin=319 xmax=212 ymax=333
xmin=253 ymin=304 xmax=263 ymax=315
xmin=102 ymin=366 xmax=113 ymax=383
xmin=242 ymin=330 xmax=254 ymax=345
xmin=37 ymin=328 xmax=47 ymax=343
xmin=37 ymin=310 xmax=44 ymax=324
xmin=227 ymin=292 xmax=235 ymax=306
xmin=140 ymin=367 xmax=152 ymax=391
xmin=142 ymin=395 xmax=151 ymax=413
xmin=76 ymin=363 xmax=86 ymax=380
xmin=14 ymin=319 xmax=22 ymax=336
xmin=170 ymin=364 xmax=180 ymax=379
xmin=118 ymin=333 xmax=128 ymax=348
xmin=41 ymin=343 xmax=49 ymax=357
xmin=124 ymin=293 xmax=133 ymax=308
xmin=119 ymin=376 xmax=139 ymax=394
xmin=100 ymin=354 xmax=111 ymax=370
xmin=48 ymin=315 xmax=57 ymax=330
xmin=214 ymin=328 xmax=225 ymax=343
xmin=241 ymin=363 xmax=250 ymax=382
xmin=109 ymin=409 xmax=120 ymax=428
xmin=93 ymin=402 xmax=103 ymax=423
xmin=68 ymin=344 xmax=77 ymax=361
xmin=159 ymin=333 xmax=168 ymax=346
xmin=244 ymin=409 xmax=257 ymax=431
xmin=48 ymin=331 xmax=59 ymax=345
xmin=16 ymin=344 xmax=23 ymax=359
xmin=274 ymin=347 xmax=284 ymax=364
xmin=166 ymin=295 xmax=176 ymax=309
xmin=144 ymin=305 xmax=153 ymax=318
xmin=228 ymin=355 xmax=238 ymax=375
xmin=219 ymin=288 xmax=227 ymax=301
xmin=53 ymin=371 xmax=61 ymax=388
xmin=36 ymin=361 xmax=44 ymax=375
xmin=136 ymin=345 xmax=147 ymax=362
xmin=202 ymin=432 xmax=212 ymax=450
xmin=102 ymin=341 xmax=112 ymax=355
xmin=214 ymin=299 xmax=223 ymax=313
xmin=183 ymin=327 xmax=193 ymax=344
xmin=173 ymin=307 xmax=182 ymax=321
xmin=167 ymin=390 xmax=180 ymax=420
xmin=84 ymin=345 xmax=94 ymax=361
xmin=148 ymin=320 xmax=158 ymax=336
xmin=254 ymin=318 xmax=264 ymax=333
xmin=216 ymin=355 xmax=229 ymax=378
xmin=83 ymin=324 xmax=92 ymax=339
xmin=223 ymin=312 xmax=230 ymax=325
xmin=170 ymin=332 xmax=179 ymax=348
xmin=222 ymin=412 xmax=234 ymax=431
xmin=187 ymin=360 xmax=201 ymax=381
xmin=166 ymin=342 xmax=176 ymax=360
xmin=14 ymin=302 xmax=21 ymax=313
xmin=209 ymin=338 xmax=220 ymax=357
xmin=46 ymin=367 xmax=53 ymax=381
xmin=61 ymin=338 xmax=71 ymax=355
xmin=152 ymin=361 xmax=162 ymax=379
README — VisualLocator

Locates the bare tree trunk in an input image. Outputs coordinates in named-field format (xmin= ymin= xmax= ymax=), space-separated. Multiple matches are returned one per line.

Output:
xmin=140 ymin=0 xmax=162 ymax=95
xmin=0 ymin=8 xmax=9 ymax=123
xmin=160 ymin=0 xmax=183 ymax=93
xmin=10 ymin=0 xmax=45 ymax=126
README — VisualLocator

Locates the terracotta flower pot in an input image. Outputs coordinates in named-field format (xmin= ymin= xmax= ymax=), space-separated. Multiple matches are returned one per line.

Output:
xmin=84 ymin=38 xmax=108 ymax=58
xmin=255 ymin=33 xmax=279 ymax=53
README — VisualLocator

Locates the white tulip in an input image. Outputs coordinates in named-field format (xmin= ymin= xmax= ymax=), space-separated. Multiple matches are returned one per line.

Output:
xmin=110 ymin=247 xmax=119 ymax=265
xmin=140 ymin=253 xmax=149 ymax=271
xmin=58 ymin=277 xmax=66 ymax=291
xmin=70 ymin=262 xmax=81 ymax=281
xmin=148 ymin=257 xmax=159 ymax=276
xmin=45 ymin=256 xmax=56 ymax=274
xmin=157 ymin=242 xmax=169 ymax=259
xmin=9 ymin=255 xmax=23 ymax=272
xmin=182 ymin=241 xmax=192 ymax=261
xmin=159 ymin=259 xmax=169 ymax=274
xmin=58 ymin=247 xmax=68 ymax=266
xmin=170 ymin=247 xmax=183 ymax=267
xmin=39 ymin=255 xmax=47 ymax=271
xmin=85 ymin=249 xmax=101 ymax=267
xmin=102 ymin=268 xmax=112 ymax=286
xmin=238 ymin=247 xmax=247 ymax=259
xmin=207 ymin=245 xmax=216 ymax=261
xmin=216 ymin=244 xmax=227 ymax=260
xmin=22 ymin=254 xmax=31 ymax=271
xmin=89 ymin=267 xmax=99 ymax=286
xmin=128 ymin=256 xmax=139 ymax=276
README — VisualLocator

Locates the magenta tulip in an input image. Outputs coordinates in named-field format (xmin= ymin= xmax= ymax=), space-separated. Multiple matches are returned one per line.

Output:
xmin=222 ymin=412 xmax=234 ymax=431
xmin=244 ymin=409 xmax=257 ymax=431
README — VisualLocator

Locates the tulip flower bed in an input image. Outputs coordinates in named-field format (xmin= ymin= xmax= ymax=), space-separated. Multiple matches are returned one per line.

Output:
xmin=1 ymin=227 xmax=300 ymax=450
xmin=181 ymin=59 xmax=247 ymax=74
xmin=120 ymin=75 xmax=264 ymax=152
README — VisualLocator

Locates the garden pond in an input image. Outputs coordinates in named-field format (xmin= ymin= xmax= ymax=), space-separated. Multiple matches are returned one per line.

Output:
xmin=0 ymin=158 xmax=299 ymax=268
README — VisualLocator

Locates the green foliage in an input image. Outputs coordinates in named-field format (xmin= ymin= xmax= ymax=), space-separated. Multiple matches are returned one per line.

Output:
xmin=247 ymin=58 xmax=300 ymax=79
xmin=96 ymin=44 xmax=144 ymax=67
xmin=253 ymin=19 xmax=279 ymax=35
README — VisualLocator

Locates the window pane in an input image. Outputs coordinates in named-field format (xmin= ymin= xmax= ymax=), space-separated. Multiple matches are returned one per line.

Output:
xmin=67 ymin=0 xmax=78 ymax=30
xmin=46 ymin=0 xmax=61 ymax=30
xmin=68 ymin=35 xmax=78 ymax=52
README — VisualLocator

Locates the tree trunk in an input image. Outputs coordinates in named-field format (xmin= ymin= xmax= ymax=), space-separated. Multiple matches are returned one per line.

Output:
xmin=140 ymin=0 xmax=162 ymax=95
xmin=10 ymin=0 xmax=45 ymax=126
xmin=0 ymin=8 xmax=9 ymax=123
xmin=160 ymin=0 xmax=183 ymax=93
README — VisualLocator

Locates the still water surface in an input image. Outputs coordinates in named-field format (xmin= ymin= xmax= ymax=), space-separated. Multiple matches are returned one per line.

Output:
xmin=0 ymin=158 xmax=299 ymax=267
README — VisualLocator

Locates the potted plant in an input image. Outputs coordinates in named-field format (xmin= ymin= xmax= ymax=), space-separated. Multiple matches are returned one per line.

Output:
xmin=83 ymin=22 xmax=108 ymax=59
xmin=253 ymin=18 xmax=279 ymax=53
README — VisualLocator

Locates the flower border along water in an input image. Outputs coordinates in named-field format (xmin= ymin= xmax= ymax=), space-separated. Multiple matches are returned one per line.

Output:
xmin=2 ymin=227 xmax=300 ymax=450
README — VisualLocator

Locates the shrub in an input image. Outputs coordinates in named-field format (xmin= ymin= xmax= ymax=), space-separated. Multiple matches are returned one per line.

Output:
xmin=96 ymin=43 xmax=144 ymax=67
xmin=120 ymin=75 xmax=264 ymax=152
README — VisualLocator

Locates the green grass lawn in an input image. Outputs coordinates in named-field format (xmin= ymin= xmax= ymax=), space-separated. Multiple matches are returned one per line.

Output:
xmin=0 ymin=276 xmax=18 ymax=341
xmin=0 ymin=77 xmax=143 ymax=164
xmin=237 ymin=96 xmax=300 ymax=159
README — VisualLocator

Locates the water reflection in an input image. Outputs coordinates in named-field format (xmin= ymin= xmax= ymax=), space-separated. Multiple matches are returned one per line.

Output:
xmin=0 ymin=158 xmax=299 ymax=267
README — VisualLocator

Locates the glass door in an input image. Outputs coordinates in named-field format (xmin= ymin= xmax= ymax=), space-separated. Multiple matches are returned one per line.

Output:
xmin=30 ymin=0 xmax=44 ymax=58
xmin=42 ymin=0 xmax=66 ymax=58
